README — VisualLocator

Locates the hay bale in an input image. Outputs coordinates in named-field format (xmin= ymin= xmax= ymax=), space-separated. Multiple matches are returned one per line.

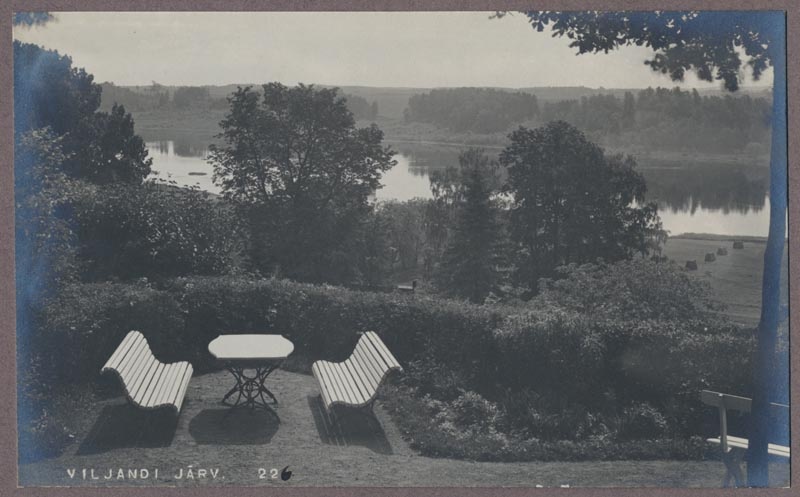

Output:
xmin=685 ymin=260 xmax=698 ymax=270
xmin=705 ymin=252 xmax=716 ymax=262
xmin=716 ymin=247 xmax=728 ymax=256
xmin=733 ymin=240 xmax=745 ymax=249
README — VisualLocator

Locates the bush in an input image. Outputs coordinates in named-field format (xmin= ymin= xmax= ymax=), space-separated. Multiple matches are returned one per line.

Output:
xmin=382 ymin=384 xmax=707 ymax=462
xmin=35 ymin=281 xmax=184 ymax=380
xmin=35 ymin=276 xmax=502 ymax=381
xmin=617 ymin=402 xmax=669 ymax=440
xmin=72 ymin=181 xmax=243 ymax=280
xmin=28 ymin=261 xmax=756 ymax=461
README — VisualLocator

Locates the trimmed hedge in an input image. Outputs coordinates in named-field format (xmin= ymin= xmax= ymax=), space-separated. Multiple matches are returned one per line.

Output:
xmin=27 ymin=271 xmax=757 ymax=460
xmin=35 ymin=274 xmax=753 ymax=409
xmin=35 ymin=277 xmax=503 ymax=383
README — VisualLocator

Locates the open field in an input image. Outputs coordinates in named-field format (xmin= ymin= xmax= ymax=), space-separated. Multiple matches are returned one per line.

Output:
xmin=18 ymin=369 xmax=789 ymax=488
xmin=661 ymin=236 xmax=789 ymax=326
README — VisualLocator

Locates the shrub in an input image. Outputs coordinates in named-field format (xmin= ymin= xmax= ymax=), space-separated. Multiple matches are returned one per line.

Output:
xmin=35 ymin=276 xmax=502 ymax=381
xmin=72 ymin=181 xmax=243 ymax=280
xmin=383 ymin=384 xmax=707 ymax=462
xmin=536 ymin=259 xmax=724 ymax=321
xmin=617 ymin=402 xmax=669 ymax=440
xmin=34 ymin=281 xmax=184 ymax=381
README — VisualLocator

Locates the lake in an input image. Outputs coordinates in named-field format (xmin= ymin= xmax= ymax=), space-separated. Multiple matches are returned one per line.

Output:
xmin=145 ymin=139 xmax=773 ymax=237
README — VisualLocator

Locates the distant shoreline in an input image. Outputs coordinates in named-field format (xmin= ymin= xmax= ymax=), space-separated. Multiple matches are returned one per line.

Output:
xmin=670 ymin=233 xmax=775 ymax=243
xmin=130 ymin=109 xmax=771 ymax=170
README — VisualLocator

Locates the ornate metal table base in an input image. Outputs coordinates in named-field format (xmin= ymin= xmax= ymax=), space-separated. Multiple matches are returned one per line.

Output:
xmin=221 ymin=364 xmax=280 ymax=418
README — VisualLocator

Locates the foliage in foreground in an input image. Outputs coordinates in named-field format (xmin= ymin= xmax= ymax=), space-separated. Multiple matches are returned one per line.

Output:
xmin=22 ymin=259 xmax=759 ymax=462
xmin=382 ymin=384 xmax=707 ymax=462
xmin=14 ymin=41 xmax=151 ymax=184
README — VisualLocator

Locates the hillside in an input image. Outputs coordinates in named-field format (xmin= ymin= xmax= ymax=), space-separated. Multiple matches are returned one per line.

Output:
xmin=101 ymin=83 xmax=772 ymax=121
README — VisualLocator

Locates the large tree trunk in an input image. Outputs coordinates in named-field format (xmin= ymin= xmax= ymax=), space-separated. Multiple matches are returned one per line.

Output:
xmin=747 ymin=19 xmax=787 ymax=487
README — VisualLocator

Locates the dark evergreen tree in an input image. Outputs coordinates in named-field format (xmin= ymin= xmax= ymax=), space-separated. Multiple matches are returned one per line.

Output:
xmin=435 ymin=149 xmax=506 ymax=303
xmin=621 ymin=91 xmax=636 ymax=130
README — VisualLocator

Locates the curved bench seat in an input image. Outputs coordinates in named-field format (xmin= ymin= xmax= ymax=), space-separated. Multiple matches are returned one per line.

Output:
xmin=312 ymin=331 xmax=402 ymax=411
xmin=101 ymin=330 xmax=193 ymax=414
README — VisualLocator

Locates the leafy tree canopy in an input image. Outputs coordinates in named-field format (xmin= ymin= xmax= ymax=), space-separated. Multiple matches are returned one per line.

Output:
xmin=14 ymin=41 xmax=151 ymax=184
xmin=210 ymin=83 xmax=396 ymax=283
xmin=501 ymin=121 xmax=663 ymax=289
xmin=13 ymin=12 xmax=54 ymax=27
xmin=519 ymin=11 xmax=779 ymax=91
xmin=211 ymin=83 xmax=395 ymax=206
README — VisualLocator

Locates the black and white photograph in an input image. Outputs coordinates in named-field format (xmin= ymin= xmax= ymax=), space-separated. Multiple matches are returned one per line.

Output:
xmin=10 ymin=7 xmax=792 ymax=488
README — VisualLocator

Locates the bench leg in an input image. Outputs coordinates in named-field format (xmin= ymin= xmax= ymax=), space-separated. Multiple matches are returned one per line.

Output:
xmin=722 ymin=449 xmax=745 ymax=488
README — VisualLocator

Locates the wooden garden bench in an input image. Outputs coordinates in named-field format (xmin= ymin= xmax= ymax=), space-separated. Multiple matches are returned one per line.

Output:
xmin=700 ymin=389 xmax=790 ymax=487
xmin=101 ymin=330 xmax=194 ymax=414
xmin=312 ymin=331 xmax=402 ymax=414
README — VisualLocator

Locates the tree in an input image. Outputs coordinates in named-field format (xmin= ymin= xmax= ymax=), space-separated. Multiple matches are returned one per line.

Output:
xmin=72 ymin=182 xmax=242 ymax=280
xmin=621 ymin=91 xmax=636 ymax=130
xmin=435 ymin=149 xmax=507 ymax=303
xmin=405 ymin=88 xmax=539 ymax=133
xmin=209 ymin=83 xmax=396 ymax=283
xmin=376 ymin=200 xmax=427 ymax=273
xmin=501 ymin=121 xmax=662 ymax=291
xmin=12 ymin=12 xmax=54 ymax=27
xmin=514 ymin=11 xmax=787 ymax=486
xmin=173 ymin=86 xmax=210 ymax=110
xmin=13 ymin=41 xmax=151 ymax=184
xmin=14 ymin=129 xmax=79 ymax=297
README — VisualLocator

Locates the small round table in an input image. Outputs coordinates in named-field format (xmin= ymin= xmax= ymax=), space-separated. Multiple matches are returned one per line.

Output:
xmin=208 ymin=334 xmax=294 ymax=418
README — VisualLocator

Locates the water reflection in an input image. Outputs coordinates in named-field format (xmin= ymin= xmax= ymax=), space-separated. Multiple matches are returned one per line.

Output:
xmin=145 ymin=139 xmax=772 ymax=236
xmin=391 ymin=142 xmax=769 ymax=215
xmin=145 ymin=140 xmax=218 ymax=193
xmin=641 ymin=164 xmax=767 ymax=214
xmin=149 ymin=140 xmax=209 ymax=158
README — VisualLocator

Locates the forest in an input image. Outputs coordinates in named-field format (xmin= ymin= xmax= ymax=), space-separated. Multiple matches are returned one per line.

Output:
xmin=100 ymin=82 xmax=381 ymax=119
xmin=404 ymin=87 xmax=540 ymax=133
xmin=403 ymin=86 xmax=771 ymax=154
xmin=103 ymin=81 xmax=772 ymax=157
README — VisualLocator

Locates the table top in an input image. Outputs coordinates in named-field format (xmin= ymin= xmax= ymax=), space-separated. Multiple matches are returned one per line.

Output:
xmin=208 ymin=334 xmax=294 ymax=363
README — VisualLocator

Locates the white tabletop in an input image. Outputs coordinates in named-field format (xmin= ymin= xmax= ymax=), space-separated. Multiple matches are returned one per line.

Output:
xmin=208 ymin=334 xmax=294 ymax=363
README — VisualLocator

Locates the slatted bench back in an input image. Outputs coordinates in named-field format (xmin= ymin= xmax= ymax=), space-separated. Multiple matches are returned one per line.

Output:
xmin=102 ymin=330 xmax=193 ymax=412
xmin=700 ymin=389 xmax=789 ymax=457
xmin=352 ymin=331 xmax=402 ymax=375
xmin=313 ymin=331 xmax=402 ymax=410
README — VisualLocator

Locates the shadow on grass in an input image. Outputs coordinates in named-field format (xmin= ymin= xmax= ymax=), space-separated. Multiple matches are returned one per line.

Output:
xmin=188 ymin=408 xmax=279 ymax=445
xmin=307 ymin=395 xmax=393 ymax=455
xmin=77 ymin=403 xmax=177 ymax=455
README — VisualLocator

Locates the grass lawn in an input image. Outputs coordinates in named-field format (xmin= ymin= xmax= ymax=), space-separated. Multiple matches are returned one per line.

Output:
xmin=661 ymin=235 xmax=789 ymax=327
xmin=17 ymin=369 xmax=790 ymax=488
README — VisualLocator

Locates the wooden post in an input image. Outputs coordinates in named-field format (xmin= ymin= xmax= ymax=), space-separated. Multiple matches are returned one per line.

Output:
xmin=718 ymin=395 xmax=728 ymax=454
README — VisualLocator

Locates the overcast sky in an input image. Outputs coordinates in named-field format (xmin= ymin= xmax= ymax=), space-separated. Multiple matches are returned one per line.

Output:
xmin=13 ymin=11 xmax=772 ymax=89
